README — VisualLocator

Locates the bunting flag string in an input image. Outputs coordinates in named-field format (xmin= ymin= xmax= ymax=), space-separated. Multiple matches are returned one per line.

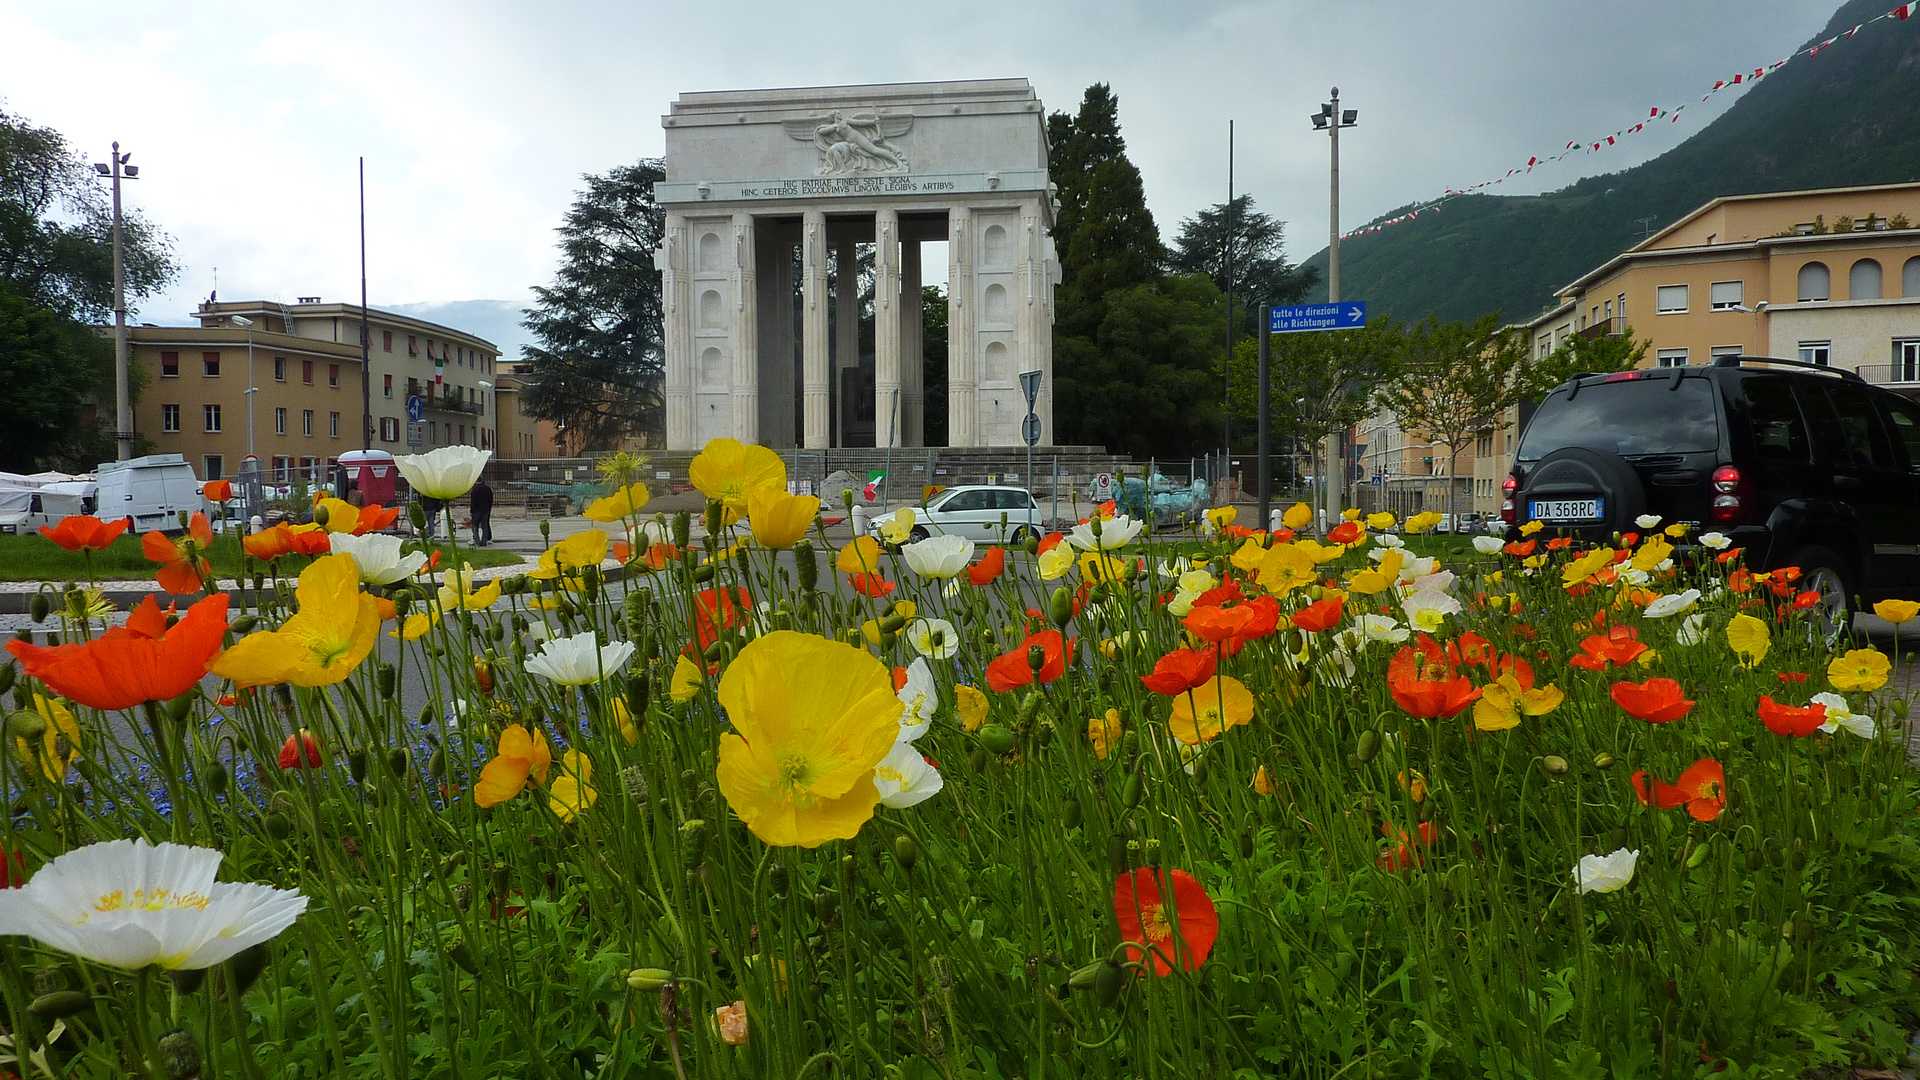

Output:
xmin=1343 ymin=5 xmax=1919 ymax=241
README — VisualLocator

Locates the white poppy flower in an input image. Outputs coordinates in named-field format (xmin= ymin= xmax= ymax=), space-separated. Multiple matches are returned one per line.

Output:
xmin=396 ymin=445 xmax=490 ymax=500
xmin=1642 ymin=589 xmax=1702 ymax=619
xmin=1573 ymin=848 xmax=1639 ymax=894
xmin=908 ymin=618 xmax=959 ymax=660
xmin=1402 ymin=589 xmax=1461 ymax=633
xmin=1372 ymin=533 xmax=1406 ymax=550
xmin=1618 ymin=567 xmax=1651 ymax=586
xmin=1318 ymin=647 xmax=1355 ymax=687
xmin=1037 ymin=544 xmax=1075 ymax=580
xmin=1158 ymin=557 xmax=1191 ymax=578
xmin=1167 ymin=589 xmax=1202 ymax=617
xmin=1394 ymin=556 xmax=1439 ymax=584
xmin=895 ymin=658 xmax=937 ymax=742
xmin=1355 ymin=613 xmax=1410 ymax=644
xmin=1472 ymin=535 xmax=1505 ymax=555
xmin=524 ymin=630 xmax=636 ymax=686
xmin=1811 ymin=691 xmax=1876 ymax=738
xmin=942 ymin=577 xmax=964 ymax=599
xmin=1067 ymin=514 xmax=1143 ymax=551
xmin=873 ymin=742 xmax=944 ymax=808
xmin=1699 ymin=532 xmax=1732 ymax=551
xmin=327 ymin=532 xmax=428 ymax=586
xmin=1634 ymin=514 xmax=1662 ymax=530
xmin=0 ymin=839 xmax=307 ymax=970
xmin=1176 ymin=568 xmax=1218 ymax=594
xmin=901 ymin=534 xmax=975 ymax=579
xmin=1675 ymin=613 xmax=1709 ymax=646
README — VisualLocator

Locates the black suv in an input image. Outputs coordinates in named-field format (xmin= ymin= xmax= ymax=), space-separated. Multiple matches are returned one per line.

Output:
xmin=1502 ymin=356 xmax=1920 ymax=617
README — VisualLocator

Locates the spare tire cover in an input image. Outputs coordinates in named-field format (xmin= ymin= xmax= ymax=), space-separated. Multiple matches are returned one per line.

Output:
xmin=1524 ymin=446 xmax=1647 ymax=533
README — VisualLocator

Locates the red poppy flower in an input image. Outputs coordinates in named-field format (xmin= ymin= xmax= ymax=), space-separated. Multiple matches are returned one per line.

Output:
xmin=1633 ymin=758 xmax=1725 ymax=821
xmin=1140 ymin=647 xmax=1218 ymax=695
xmin=1610 ymin=678 xmax=1695 ymax=724
xmin=202 ymin=479 xmax=233 ymax=503
xmin=1757 ymin=694 xmax=1825 ymax=737
xmin=691 ymin=587 xmax=752 ymax=652
xmin=6 ymin=593 xmax=229 ymax=711
xmin=1447 ymin=632 xmax=1496 ymax=670
xmin=417 ymin=549 xmax=444 ymax=575
xmin=0 ymin=849 xmax=25 ymax=889
xmin=1619 ymin=531 xmax=1639 ymax=547
xmin=1727 ymin=569 xmax=1753 ymax=594
xmin=1791 ymin=590 xmax=1820 ymax=610
xmin=1546 ymin=536 xmax=1572 ymax=551
xmin=141 ymin=513 xmax=215 ymax=595
xmin=1113 ymin=868 xmax=1218 ymax=975
xmin=1378 ymin=820 xmax=1440 ymax=871
xmin=288 ymin=528 xmax=333 ymax=556
xmin=985 ymin=629 xmax=1068 ymax=692
xmin=967 ymin=546 xmax=1007 ymax=586
xmin=1290 ymin=595 xmax=1344 ymax=632
xmin=39 ymin=515 xmax=130 ymax=553
xmin=352 ymin=504 xmax=401 ymax=534
xmin=1775 ymin=671 xmax=1808 ymax=684
xmin=1326 ymin=520 xmax=1362 ymax=545
xmin=1504 ymin=539 xmax=1537 ymax=557
xmin=846 ymin=572 xmax=896 ymax=598
xmin=1183 ymin=603 xmax=1260 ymax=644
xmin=1036 ymin=531 xmax=1066 ymax=554
xmin=1568 ymin=626 xmax=1648 ymax=671
xmin=1386 ymin=644 xmax=1479 ymax=718
xmin=280 ymin=729 xmax=323 ymax=769
xmin=1189 ymin=579 xmax=1245 ymax=609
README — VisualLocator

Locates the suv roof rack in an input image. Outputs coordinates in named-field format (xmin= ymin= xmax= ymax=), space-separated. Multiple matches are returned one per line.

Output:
xmin=1708 ymin=354 xmax=1863 ymax=380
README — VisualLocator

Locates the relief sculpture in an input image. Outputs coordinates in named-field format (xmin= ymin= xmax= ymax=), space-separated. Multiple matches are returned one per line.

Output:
xmin=783 ymin=111 xmax=913 ymax=176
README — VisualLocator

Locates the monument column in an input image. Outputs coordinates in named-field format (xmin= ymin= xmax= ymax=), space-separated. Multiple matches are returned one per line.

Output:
xmin=731 ymin=212 xmax=759 ymax=444
xmin=660 ymin=211 xmax=694 ymax=450
xmin=835 ymin=236 xmax=859 ymax=446
xmin=901 ymin=238 xmax=924 ymax=447
xmin=1020 ymin=202 xmax=1052 ymax=446
xmin=873 ymin=208 xmax=901 ymax=448
xmin=947 ymin=206 xmax=976 ymax=447
xmin=801 ymin=210 xmax=829 ymax=449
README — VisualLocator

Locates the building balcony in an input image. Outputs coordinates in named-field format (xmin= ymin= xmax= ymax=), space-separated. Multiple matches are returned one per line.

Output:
xmin=1855 ymin=363 xmax=1920 ymax=388
xmin=1578 ymin=317 xmax=1626 ymax=341
xmin=428 ymin=398 xmax=484 ymax=415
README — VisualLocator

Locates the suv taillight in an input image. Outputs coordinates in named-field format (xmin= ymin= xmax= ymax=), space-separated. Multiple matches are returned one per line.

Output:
xmin=1710 ymin=464 xmax=1749 ymax=524
xmin=1500 ymin=474 xmax=1518 ymax=524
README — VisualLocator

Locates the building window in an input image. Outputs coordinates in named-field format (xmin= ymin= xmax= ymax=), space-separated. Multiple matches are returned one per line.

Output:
xmin=161 ymin=351 xmax=179 ymax=377
xmin=380 ymin=416 xmax=400 ymax=442
xmin=329 ymin=364 xmax=340 ymax=388
xmin=1617 ymin=293 xmax=1627 ymax=322
xmin=203 ymin=404 xmax=222 ymax=432
xmin=1798 ymin=341 xmax=1831 ymax=367
xmin=162 ymin=404 xmax=180 ymax=432
xmin=274 ymin=357 xmax=285 ymax=381
xmin=1849 ymin=258 xmax=1883 ymax=301
xmin=1897 ymin=340 xmax=1920 ymax=383
xmin=408 ymin=336 xmax=418 ymax=356
xmin=203 ymin=455 xmax=223 ymax=481
xmin=202 ymin=352 xmax=221 ymax=377
xmin=384 ymin=374 xmax=393 ymax=398
xmin=1797 ymin=262 xmax=1830 ymax=302
xmin=301 ymin=360 xmax=313 ymax=385
xmin=1709 ymin=280 xmax=1744 ymax=310
xmin=1904 ymin=256 xmax=1920 ymax=298
xmin=1656 ymin=348 xmax=1688 ymax=368
xmin=302 ymin=409 xmax=314 ymax=437
xmin=275 ymin=407 xmax=287 ymax=434
xmin=1710 ymin=345 xmax=1743 ymax=362
xmin=329 ymin=412 xmax=340 ymax=438
xmin=1655 ymin=284 xmax=1689 ymax=313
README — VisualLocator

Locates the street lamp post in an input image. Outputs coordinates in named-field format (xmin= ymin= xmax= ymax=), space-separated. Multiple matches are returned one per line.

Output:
xmin=1311 ymin=91 xmax=1358 ymax=526
xmin=93 ymin=143 xmax=139 ymax=461
xmin=233 ymin=315 xmax=257 ymax=461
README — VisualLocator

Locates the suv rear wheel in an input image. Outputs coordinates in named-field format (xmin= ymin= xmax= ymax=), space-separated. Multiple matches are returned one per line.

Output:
xmin=1786 ymin=545 xmax=1854 ymax=644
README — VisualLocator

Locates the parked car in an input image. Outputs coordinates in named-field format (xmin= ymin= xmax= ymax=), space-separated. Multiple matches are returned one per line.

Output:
xmin=872 ymin=486 xmax=1043 ymax=544
xmin=1501 ymin=356 xmax=1920 ymax=630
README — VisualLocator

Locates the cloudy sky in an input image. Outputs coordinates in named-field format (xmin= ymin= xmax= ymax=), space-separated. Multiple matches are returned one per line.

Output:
xmin=0 ymin=0 xmax=1852 ymax=348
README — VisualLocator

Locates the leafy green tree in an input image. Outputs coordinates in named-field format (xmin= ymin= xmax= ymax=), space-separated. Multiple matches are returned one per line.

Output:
xmin=920 ymin=284 xmax=948 ymax=446
xmin=1376 ymin=313 xmax=1535 ymax=522
xmin=520 ymin=160 xmax=666 ymax=450
xmin=1224 ymin=320 xmax=1404 ymax=503
xmin=1169 ymin=195 xmax=1319 ymax=319
xmin=1533 ymin=330 xmax=1646 ymax=392
xmin=0 ymin=285 xmax=116 ymax=470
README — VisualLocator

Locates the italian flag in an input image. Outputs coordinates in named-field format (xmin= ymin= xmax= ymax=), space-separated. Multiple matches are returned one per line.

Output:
xmin=863 ymin=470 xmax=885 ymax=501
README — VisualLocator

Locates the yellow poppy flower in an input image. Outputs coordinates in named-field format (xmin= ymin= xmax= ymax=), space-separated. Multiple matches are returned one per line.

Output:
xmin=1561 ymin=547 xmax=1615 ymax=588
xmin=583 ymin=484 xmax=651 ymax=523
xmin=314 ymin=497 xmax=362 ymax=534
xmin=1253 ymin=765 xmax=1278 ymax=797
xmin=748 ymin=487 xmax=819 ymax=550
xmin=1663 ymin=522 xmax=1691 ymax=539
xmin=670 ymin=654 xmax=705 ymax=702
xmin=1873 ymin=598 xmax=1919 ymax=624
xmin=531 ymin=529 xmax=609 ymax=580
xmin=1035 ymin=543 xmax=1074 ymax=581
xmin=610 ymin=696 xmax=640 ymax=744
xmin=1229 ymin=537 xmax=1269 ymax=573
xmin=1404 ymin=511 xmax=1444 ymax=535
xmin=1725 ymin=613 xmax=1770 ymax=668
xmin=836 ymin=535 xmax=884 ymax=575
xmin=1366 ymin=511 xmax=1396 ymax=531
xmin=1630 ymin=535 xmax=1673 ymax=572
xmin=689 ymin=438 xmax=787 ymax=520
xmin=438 ymin=564 xmax=503 ymax=611
xmin=1205 ymin=505 xmax=1237 ymax=531
xmin=1518 ymin=519 xmax=1544 ymax=536
xmin=1088 ymin=709 xmax=1122 ymax=759
xmin=15 ymin=693 xmax=81 ymax=783
xmin=1348 ymin=549 xmax=1405 ymax=595
xmin=208 ymin=554 xmax=380 ymax=688
xmin=389 ymin=613 xmax=433 ymax=641
xmin=1827 ymin=648 xmax=1890 ymax=692
xmin=878 ymin=507 xmax=917 ymax=545
xmin=1168 ymin=676 xmax=1255 ymax=745
xmin=1077 ymin=550 xmax=1125 ymax=583
xmin=547 ymin=749 xmax=597 ymax=822
xmin=1471 ymin=672 xmax=1563 ymax=732
xmin=474 ymin=724 xmax=553 ymax=808
xmin=1281 ymin=502 xmax=1312 ymax=530
xmin=955 ymin=684 xmax=988 ymax=732
xmin=1294 ymin=539 xmax=1345 ymax=565
xmin=1257 ymin=543 xmax=1315 ymax=594
xmin=715 ymin=631 xmax=902 ymax=848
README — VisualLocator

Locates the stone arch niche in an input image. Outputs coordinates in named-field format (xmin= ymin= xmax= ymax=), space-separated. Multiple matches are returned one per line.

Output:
xmin=655 ymin=79 xmax=1061 ymax=451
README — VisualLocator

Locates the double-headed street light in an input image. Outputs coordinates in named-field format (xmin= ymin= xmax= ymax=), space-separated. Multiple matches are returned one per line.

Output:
xmin=1309 ymin=90 xmax=1359 ymax=525
xmin=93 ymin=144 xmax=139 ymax=461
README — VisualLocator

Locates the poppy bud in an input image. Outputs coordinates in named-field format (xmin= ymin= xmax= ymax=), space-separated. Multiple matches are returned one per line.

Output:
xmin=168 ymin=967 xmax=206 ymax=995
xmin=1022 ymin=534 xmax=1040 ymax=555
xmin=229 ymin=613 xmax=261 ymax=635
xmin=5 ymin=710 xmax=47 ymax=741
xmin=1355 ymin=730 xmax=1381 ymax=764
xmin=769 ymin=862 xmax=789 ymax=898
xmin=28 ymin=990 xmax=91 ymax=1021
xmin=347 ymin=749 xmax=368 ymax=783
xmin=386 ymin=748 xmax=409 ymax=778
xmin=473 ymin=658 xmax=494 ymax=695
xmin=451 ymin=882 xmax=472 ymax=911
xmin=978 ymin=725 xmax=1017 ymax=756
xmin=1060 ymin=798 xmax=1082 ymax=830
xmin=377 ymin=663 xmax=398 ymax=700
xmin=622 ymin=765 xmax=649 ymax=814
xmin=968 ymin=747 xmax=988 ymax=773
xmin=1686 ymin=836 xmax=1713 ymax=869
xmin=679 ymin=819 xmax=708 ymax=872
xmin=263 ymin=813 xmax=292 ymax=840
xmin=669 ymin=510 xmax=691 ymax=549
xmin=691 ymin=563 xmax=717 ymax=584
xmin=1067 ymin=961 xmax=1103 ymax=991
xmin=1048 ymin=587 xmax=1074 ymax=628
xmin=428 ymin=748 xmax=447 ymax=780
xmin=0 ymin=664 xmax=13 ymax=697
xmin=1591 ymin=752 xmax=1615 ymax=770
xmin=624 ymin=672 xmax=650 ymax=719
xmin=1107 ymin=835 xmax=1130 ymax=876
xmin=33 ymin=966 xmax=68 ymax=995
xmin=893 ymin=834 xmax=918 ymax=870
xmin=1540 ymin=755 xmax=1569 ymax=776
xmin=1121 ymin=772 xmax=1142 ymax=809
xmin=445 ymin=937 xmax=479 ymax=975
xmin=1240 ymin=826 xmax=1256 ymax=860
xmin=409 ymin=502 xmax=428 ymax=531
xmin=205 ymin=760 xmax=230 ymax=796
xmin=879 ymin=614 xmax=908 ymax=635
xmin=1093 ymin=959 xmax=1123 ymax=1008
xmin=813 ymin=889 xmax=839 ymax=924
xmin=627 ymin=968 xmax=674 ymax=992
xmin=156 ymin=1027 xmax=202 ymax=1080
xmin=28 ymin=593 xmax=50 ymax=624
xmin=1141 ymin=838 xmax=1162 ymax=868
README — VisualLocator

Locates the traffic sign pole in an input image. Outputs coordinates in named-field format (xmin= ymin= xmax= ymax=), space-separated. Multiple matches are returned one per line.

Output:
xmin=1257 ymin=304 xmax=1270 ymax=528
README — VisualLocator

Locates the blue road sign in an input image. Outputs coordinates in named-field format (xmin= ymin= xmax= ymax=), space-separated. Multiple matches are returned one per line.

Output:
xmin=1269 ymin=301 xmax=1368 ymax=334
xmin=406 ymin=395 xmax=425 ymax=422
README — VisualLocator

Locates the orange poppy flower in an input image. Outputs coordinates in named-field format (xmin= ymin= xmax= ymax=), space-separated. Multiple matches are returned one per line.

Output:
xmin=984 ymin=629 xmax=1067 ymax=692
xmin=1447 ymin=632 xmax=1497 ymax=670
xmin=1113 ymin=868 xmax=1218 ymax=975
xmin=4 ymin=593 xmax=229 ymax=711
xmin=1290 ymin=595 xmax=1344 ymax=632
xmin=1139 ymin=647 xmax=1217 ymax=695
xmin=352 ymin=503 xmax=400 ymax=534
xmin=141 ymin=512 xmax=215 ymax=594
xmin=1568 ymin=626 xmax=1647 ymax=670
xmin=242 ymin=524 xmax=295 ymax=561
xmin=1546 ymin=536 xmax=1572 ymax=551
xmin=846 ymin=572 xmax=896 ymax=598
xmin=279 ymin=729 xmax=323 ymax=769
xmin=1386 ymin=644 xmax=1480 ymax=718
xmin=1504 ymin=539 xmax=1537 ymax=557
xmin=690 ymin=587 xmax=752 ymax=653
xmin=1610 ymin=678 xmax=1695 ymax=724
xmin=966 ymin=546 xmax=1007 ymax=586
xmin=1326 ymin=520 xmax=1363 ymax=545
xmin=1036 ymin=531 xmax=1066 ymax=554
xmin=290 ymin=527 xmax=332 ymax=556
xmin=202 ymin=479 xmax=233 ymax=503
xmin=1378 ymin=820 xmax=1439 ymax=871
xmin=39 ymin=515 xmax=130 ymax=553
xmin=1757 ymin=694 xmax=1826 ymax=737
xmin=1632 ymin=758 xmax=1725 ymax=821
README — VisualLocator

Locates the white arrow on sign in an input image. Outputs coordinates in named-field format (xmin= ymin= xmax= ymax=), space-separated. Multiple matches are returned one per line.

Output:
xmin=1345 ymin=306 xmax=1365 ymax=323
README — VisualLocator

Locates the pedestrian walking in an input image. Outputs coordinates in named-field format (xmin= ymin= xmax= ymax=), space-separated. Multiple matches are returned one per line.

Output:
xmin=469 ymin=480 xmax=494 ymax=547
xmin=420 ymin=494 xmax=444 ymax=539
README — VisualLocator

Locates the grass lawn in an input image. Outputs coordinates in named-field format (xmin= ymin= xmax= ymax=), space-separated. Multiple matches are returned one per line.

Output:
xmin=0 ymin=532 xmax=522 ymax=583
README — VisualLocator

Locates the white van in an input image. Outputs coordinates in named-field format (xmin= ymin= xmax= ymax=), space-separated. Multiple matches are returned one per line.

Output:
xmin=77 ymin=454 xmax=208 ymax=534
